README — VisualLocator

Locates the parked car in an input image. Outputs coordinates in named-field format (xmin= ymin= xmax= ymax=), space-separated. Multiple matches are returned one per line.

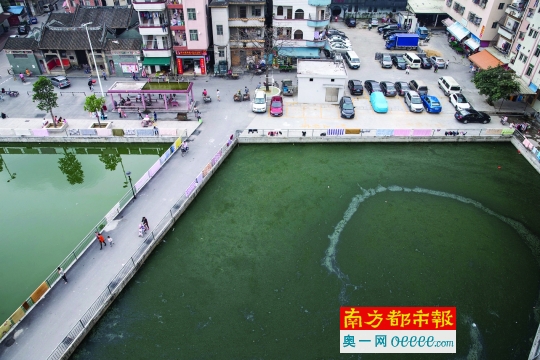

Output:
xmin=380 ymin=81 xmax=397 ymax=97
xmin=50 ymin=76 xmax=71 ymax=88
xmin=252 ymin=90 xmax=267 ymax=113
xmin=348 ymin=80 xmax=364 ymax=95
xmin=404 ymin=90 xmax=424 ymax=112
xmin=430 ymin=56 xmax=446 ymax=68
xmin=327 ymin=29 xmax=346 ymax=37
xmin=328 ymin=37 xmax=352 ymax=47
xmin=330 ymin=43 xmax=352 ymax=53
xmin=449 ymin=93 xmax=471 ymax=110
xmin=382 ymin=29 xmax=409 ymax=40
xmin=380 ymin=54 xmax=392 ymax=68
xmin=394 ymin=81 xmax=411 ymax=96
xmin=420 ymin=94 xmax=442 ymax=113
xmin=418 ymin=54 xmax=432 ymax=69
xmin=454 ymin=109 xmax=491 ymax=124
xmin=322 ymin=49 xmax=335 ymax=59
xmin=391 ymin=55 xmax=407 ymax=70
xmin=408 ymin=79 xmax=428 ymax=95
xmin=345 ymin=17 xmax=356 ymax=27
xmin=371 ymin=18 xmax=379 ymax=26
xmin=339 ymin=96 xmax=355 ymax=119
xmin=364 ymin=80 xmax=382 ymax=94
xmin=18 ymin=24 xmax=31 ymax=35
xmin=370 ymin=92 xmax=388 ymax=113
xmin=378 ymin=24 xmax=399 ymax=34
xmin=270 ymin=96 xmax=283 ymax=116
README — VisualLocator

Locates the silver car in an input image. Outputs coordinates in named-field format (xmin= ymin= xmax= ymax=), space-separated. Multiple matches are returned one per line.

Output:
xmin=50 ymin=76 xmax=71 ymax=88
xmin=430 ymin=56 xmax=446 ymax=68
xmin=380 ymin=55 xmax=392 ymax=69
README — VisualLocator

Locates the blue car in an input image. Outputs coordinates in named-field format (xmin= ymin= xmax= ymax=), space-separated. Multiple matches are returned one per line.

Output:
xmin=370 ymin=92 xmax=388 ymax=113
xmin=421 ymin=94 xmax=442 ymax=113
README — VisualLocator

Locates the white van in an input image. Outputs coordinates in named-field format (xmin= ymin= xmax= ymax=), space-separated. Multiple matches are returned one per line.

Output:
xmin=438 ymin=76 xmax=462 ymax=96
xmin=344 ymin=51 xmax=361 ymax=69
xmin=252 ymin=91 xmax=267 ymax=113
xmin=403 ymin=53 xmax=421 ymax=69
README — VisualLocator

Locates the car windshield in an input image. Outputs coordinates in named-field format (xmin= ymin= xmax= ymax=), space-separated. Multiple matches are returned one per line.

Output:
xmin=396 ymin=58 xmax=405 ymax=64
xmin=385 ymin=84 xmax=396 ymax=91
xmin=342 ymin=103 xmax=354 ymax=110
xmin=254 ymin=98 xmax=265 ymax=104
xmin=411 ymin=97 xmax=422 ymax=104
xmin=383 ymin=56 xmax=391 ymax=61
xmin=271 ymin=101 xmax=281 ymax=107
xmin=431 ymin=101 xmax=441 ymax=106
xmin=456 ymin=96 xmax=467 ymax=103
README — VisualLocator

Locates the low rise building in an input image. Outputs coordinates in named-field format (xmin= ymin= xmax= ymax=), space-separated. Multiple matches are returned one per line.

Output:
xmin=296 ymin=59 xmax=347 ymax=104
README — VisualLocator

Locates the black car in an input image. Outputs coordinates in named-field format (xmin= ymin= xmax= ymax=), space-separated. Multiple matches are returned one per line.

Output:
xmin=18 ymin=24 xmax=30 ymax=35
xmin=348 ymin=80 xmax=364 ymax=95
xmin=454 ymin=109 xmax=491 ymax=124
xmin=364 ymin=80 xmax=382 ymax=94
xmin=382 ymin=29 xmax=409 ymax=40
xmin=391 ymin=55 xmax=407 ymax=70
xmin=394 ymin=81 xmax=411 ymax=96
xmin=380 ymin=81 xmax=397 ymax=97
xmin=417 ymin=54 xmax=432 ymax=69
xmin=339 ymin=96 xmax=355 ymax=119
xmin=378 ymin=24 xmax=399 ymax=34
xmin=345 ymin=17 xmax=356 ymax=27
xmin=323 ymin=49 xmax=335 ymax=59
xmin=327 ymin=29 xmax=346 ymax=37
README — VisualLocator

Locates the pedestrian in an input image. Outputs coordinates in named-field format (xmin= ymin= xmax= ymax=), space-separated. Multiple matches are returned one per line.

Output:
xmin=469 ymin=64 xmax=474 ymax=73
xmin=102 ymin=70 xmax=107 ymax=81
xmin=405 ymin=65 xmax=410 ymax=75
xmin=217 ymin=89 xmax=220 ymax=101
xmin=445 ymin=60 xmax=449 ymax=69
xmin=96 ymin=232 xmax=106 ymax=249
xmin=138 ymin=108 xmax=143 ymax=119
xmin=153 ymin=126 xmax=159 ymax=135
xmin=107 ymin=236 xmax=114 ymax=247
xmin=153 ymin=111 xmax=157 ymax=122
xmin=132 ymin=71 xmax=139 ymax=81
xmin=142 ymin=217 xmax=149 ymax=230
xmin=138 ymin=223 xmax=146 ymax=237
xmin=118 ymin=107 xmax=122 ymax=118
xmin=88 ymin=79 xmax=93 ymax=90
xmin=434 ymin=64 xmax=438 ymax=73
xmin=57 ymin=267 xmax=68 ymax=284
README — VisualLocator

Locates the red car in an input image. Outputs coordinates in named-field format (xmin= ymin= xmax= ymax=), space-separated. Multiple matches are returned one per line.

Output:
xmin=270 ymin=95 xmax=283 ymax=116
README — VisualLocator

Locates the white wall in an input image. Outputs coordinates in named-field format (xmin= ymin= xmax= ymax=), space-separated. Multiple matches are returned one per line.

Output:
xmin=297 ymin=75 xmax=346 ymax=104
xmin=211 ymin=7 xmax=231 ymax=66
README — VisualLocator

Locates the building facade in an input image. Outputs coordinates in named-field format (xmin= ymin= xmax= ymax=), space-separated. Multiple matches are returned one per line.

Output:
xmin=329 ymin=0 xmax=407 ymax=19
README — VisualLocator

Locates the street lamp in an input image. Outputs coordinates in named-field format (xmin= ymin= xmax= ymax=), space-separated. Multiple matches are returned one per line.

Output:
xmin=126 ymin=171 xmax=136 ymax=199
xmin=81 ymin=22 xmax=104 ymax=97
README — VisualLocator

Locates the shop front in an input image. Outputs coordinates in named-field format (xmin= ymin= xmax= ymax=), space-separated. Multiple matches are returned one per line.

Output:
xmin=175 ymin=50 xmax=207 ymax=75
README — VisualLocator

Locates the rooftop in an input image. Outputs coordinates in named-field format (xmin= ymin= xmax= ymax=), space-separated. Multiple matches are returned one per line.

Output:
xmin=209 ymin=0 xmax=266 ymax=7
xmin=406 ymin=0 xmax=445 ymax=14
xmin=3 ymin=37 xmax=39 ymax=51
xmin=297 ymin=59 xmax=347 ymax=77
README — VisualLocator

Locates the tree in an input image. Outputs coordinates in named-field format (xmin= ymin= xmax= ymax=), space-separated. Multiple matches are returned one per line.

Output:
xmin=83 ymin=94 xmax=106 ymax=127
xmin=472 ymin=66 xmax=520 ymax=106
xmin=32 ymin=77 xmax=59 ymax=127
xmin=98 ymin=153 xmax=121 ymax=171
xmin=58 ymin=148 xmax=84 ymax=185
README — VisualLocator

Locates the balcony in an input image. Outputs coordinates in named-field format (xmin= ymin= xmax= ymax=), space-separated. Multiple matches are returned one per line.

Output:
xmin=143 ymin=48 xmax=172 ymax=57
xmin=133 ymin=0 xmax=166 ymax=11
xmin=307 ymin=12 xmax=330 ymax=27
xmin=498 ymin=25 xmax=516 ymax=40
xmin=308 ymin=0 xmax=331 ymax=5
xmin=228 ymin=18 xmax=265 ymax=27
xmin=506 ymin=4 xmax=525 ymax=18
xmin=166 ymin=0 xmax=182 ymax=8
xmin=139 ymin=21 xmax=169 ymax=35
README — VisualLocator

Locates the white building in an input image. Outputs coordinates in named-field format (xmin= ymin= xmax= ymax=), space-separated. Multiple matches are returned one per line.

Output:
xmin=296 ymin=59 xmax=347 ymax=104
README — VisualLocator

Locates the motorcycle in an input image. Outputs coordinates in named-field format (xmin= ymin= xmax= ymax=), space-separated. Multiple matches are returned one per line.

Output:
xmin=2 ymin=89 xmax=19 ymax=97
xmin=202 ymin=92 xmax=211 ymax=103
xmin=181 ymin=145 xmax=189 ymax=157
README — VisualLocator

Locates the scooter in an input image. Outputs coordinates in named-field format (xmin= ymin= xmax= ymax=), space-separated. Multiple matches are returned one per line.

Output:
xmin=3 ymin=89 xmax=19 ymax=97
xmin=500 ymin=116 xmax=509 ymax=125
xmin=202 ymin=92 xmax=211 ymax=103
xmin=181 ymin=145 xmax=189 ymax=157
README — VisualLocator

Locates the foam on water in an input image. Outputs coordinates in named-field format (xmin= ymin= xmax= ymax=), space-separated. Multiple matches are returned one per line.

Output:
xmin=323 ymin=185 xmax=540 ymax=305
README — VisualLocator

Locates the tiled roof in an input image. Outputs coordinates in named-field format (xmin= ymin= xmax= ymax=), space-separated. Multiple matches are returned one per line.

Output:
xmin=3 ymin=37 xmax=39 ymax=51
xmin=104 ymin=38 xmax=142 ymax=51
xmin=46 ymin=13 xmax=74 ymax=26
xmin=73 ymin=6 xmax=133 ymax=29
xmin=39 ymin=27 xmax=105 ymax=50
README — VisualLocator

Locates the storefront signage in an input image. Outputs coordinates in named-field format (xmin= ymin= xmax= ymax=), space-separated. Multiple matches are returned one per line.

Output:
xmin=176 ymin=50 xmax=207 ymax=56
xmin=176 ymin=58 xmax=183 ymax=75
xmin=199 ymin=58 xmax=206 ymax=75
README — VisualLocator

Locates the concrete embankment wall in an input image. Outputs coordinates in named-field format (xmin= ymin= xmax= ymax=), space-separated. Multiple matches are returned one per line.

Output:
xmin=0 ymin=136 xmax=180 ymax=144
xmin=238 ymin=136 xmax=512 ymax=144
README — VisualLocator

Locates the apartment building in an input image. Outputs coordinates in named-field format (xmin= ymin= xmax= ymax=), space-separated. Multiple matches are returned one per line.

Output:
xmin=133 ymin=0 xmax=210 ymax=75
xmin=64 ymin=0 xmax=132 ymax=12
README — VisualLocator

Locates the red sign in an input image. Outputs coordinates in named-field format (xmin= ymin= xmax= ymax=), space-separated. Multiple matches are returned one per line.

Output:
xmin=340 ymin=307 xmax=456 ymax=331
xmin=176 ymin=50 xmax=207 ymax=56
xmin=199 ymin=58 xmax=206 ymax=75
xmin=176 ymin=58 xmax=183 ymax=75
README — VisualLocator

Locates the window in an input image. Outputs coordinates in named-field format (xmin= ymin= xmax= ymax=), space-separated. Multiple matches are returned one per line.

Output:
xmin=523 ymin=55 xmax=528 ymax=63
xmin=252 ymin=7 xmax=261 ymax=16
xmin=468 ymin=12 xmax=476 ymax=21
xmin=309 ymin=78 xmax=313 ymax=81
xmin=526 ymin=65 xmax=534 ymax=76
xmin=348 ymin=5 xmax=352 ymax=11
xmin=519 ymin=53 xmax=524 ymax=61
xmin=187 ymin=8 xmax=196 ymax=20
xmin=239 ymin=6 xmax=246 ymax=17
xmin=498 ymin=2 xmax=504 ymax=9
xmin=294 ymin=9 xmax=304 ymax=19
xmin=216 ymin=25 xmax=223 ymax=35
xmin=189 ymin=29 xmax=198 ymax=41
xmin=530 ymin=29 xmax=539 ymax=38
xmin=535 ymin=46 xmax=540 ymax=57
xmin=294 ymin=30 xmax=303 ymax=39
xmin=277 ymin=6 xmax=283 ymax=15
xmin=13 ymin=54 xmax=28 ymax=58
xmin=491 ymin=21 xmax=498 ymax=28
xmin=218 ymin=47 xmax=225 ymax=57
xmin=530 ymin=29 xmax=534 ymax=36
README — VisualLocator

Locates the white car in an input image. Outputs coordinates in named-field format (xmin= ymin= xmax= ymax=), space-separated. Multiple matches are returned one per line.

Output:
xmin=449 ymin=93 xmax=471 ymax=110
xmin=330 ymin=42 xmax=352 ymax=53
xmin=404 ymin=90 xmax=424 ymax=113
xmin=252 ymin=90 xmax=267 ymax=113
xmin=328 ymin=36 xmax=351 ymax=46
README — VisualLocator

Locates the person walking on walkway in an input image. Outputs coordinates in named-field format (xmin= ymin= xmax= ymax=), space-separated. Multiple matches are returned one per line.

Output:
xmin=57 ymin=267 xmax=68 ymax=284
xmin=216 ymin=89 xmax=220 ymax=102
xmin=107 ymin=236 xmax=114 ymax=247
xmin=138 ymin=108 xmax=143 ymax=120
xmin=142 ymin=217 xmax=149 ymax=231
xmin=445 ymin=60 xmax=449 ymax=69
xmin=102 ymin=70 xmax=107 ymax=81
xmin=434 ymin=63 xmax=438 ymax=73
xmin=96 ymin=232 xmax=106 ymax=249
xmin=118 ymin=107 xmax=122 ymax=118
xmin=88 ymin=79 xmax=93 ymax=91
xmin=153 ymin=111 xmax=157 ymax=123
xmin=405 ymin=65 xmax=410 ymax=75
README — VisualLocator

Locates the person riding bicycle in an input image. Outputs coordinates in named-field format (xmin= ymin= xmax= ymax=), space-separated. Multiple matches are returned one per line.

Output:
xmin=180 ymin=142 xmax=189 ymax=152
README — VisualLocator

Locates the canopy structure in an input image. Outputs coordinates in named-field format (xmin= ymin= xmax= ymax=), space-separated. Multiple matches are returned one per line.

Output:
xmin=469 ymin=50 xmax=502 ymax=70
xmin=464 ymin=38 xmax=480 ymax=51
xmin=278 ymin=47 xmax=320 ymax=58
xmin=442 ymin=18 xmax=455 ymax=27
xmin=142 ymin=57 xmax=171 ymax=66
xmin=447 ymin=22 xmax=470 ymax=41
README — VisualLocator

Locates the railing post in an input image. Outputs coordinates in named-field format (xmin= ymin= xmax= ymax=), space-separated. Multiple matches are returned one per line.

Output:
xmin=72 ymin=251 xmax=77 ymax=261
xmin=131 ymin=257 xmax=135 ymax=266
xmin=79 ymin=319 xmax=85 ymax=328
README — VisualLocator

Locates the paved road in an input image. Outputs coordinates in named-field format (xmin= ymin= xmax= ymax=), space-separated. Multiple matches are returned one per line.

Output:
xmin=0 ymin=21 xmax=523 ymax=360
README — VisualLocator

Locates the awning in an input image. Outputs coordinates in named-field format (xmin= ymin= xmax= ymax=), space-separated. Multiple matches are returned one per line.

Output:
xmin=464 ymin=38 xmax=480 ymax=51
xmin=278 ymin=47 xmax=320 ymax=58
xmin=142 ymin=57 xmax=171 ymax=66
xmin=517 ymin=78 xmax=537 ymax=95
xmin=447 ymin=22 xmax=470 ymax=41
xmin=442 ymin=18 xmax=455 ymax=27
xmin=468 ymin=50 xmax=502 ymax=70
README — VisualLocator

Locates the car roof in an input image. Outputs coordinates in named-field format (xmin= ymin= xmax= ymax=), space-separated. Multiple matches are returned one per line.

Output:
xmin=365 ymin=80 xmax=379 ymax=84
xmin=342 ymin=96 xmax=352 ymax=101
xmin=381 ymin=81 xmax=394 ymax=85
xmin=53 ymin=76 xmax=67 ymax=80
xmin=396 ymin=81 xmax=409 ymax=86
xmin=425 ymin=95 xmax=439 ymax=101
xmin=271 ymin=96 xmax=282 ymax=101
xmin=350 ymin=80 xmax=362 ymax=85
xmin=408 ymin=90 xmax=420 ymax=97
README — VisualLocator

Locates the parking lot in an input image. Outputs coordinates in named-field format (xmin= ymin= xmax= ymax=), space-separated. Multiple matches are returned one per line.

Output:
xmin=246 ymin=21 xmax=506 ymax=131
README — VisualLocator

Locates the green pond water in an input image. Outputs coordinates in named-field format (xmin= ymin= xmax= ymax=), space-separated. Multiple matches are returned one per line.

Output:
xmin=0 ymin=143 xmax=167 ymax=322
xmin=68 ymin=143 xmax=540 ymax=360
